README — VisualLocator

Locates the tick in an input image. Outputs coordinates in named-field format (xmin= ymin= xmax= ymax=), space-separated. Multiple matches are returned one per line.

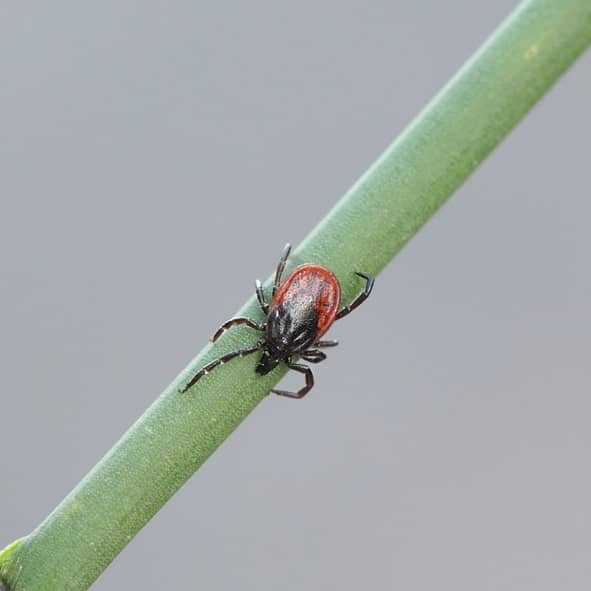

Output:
xmin=180 ymin=244 xmax=374 ymax=399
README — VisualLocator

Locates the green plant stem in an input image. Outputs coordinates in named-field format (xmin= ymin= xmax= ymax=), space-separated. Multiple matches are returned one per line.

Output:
xmin=2 ymin=0 xmax=590 ymax=589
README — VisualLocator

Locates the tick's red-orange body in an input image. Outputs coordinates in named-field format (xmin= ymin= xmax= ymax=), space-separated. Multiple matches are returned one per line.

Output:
xmin=180 ymin=244 xmax=374 ymax=399
xmin=270 ymin=264 xmax=341 ymax=339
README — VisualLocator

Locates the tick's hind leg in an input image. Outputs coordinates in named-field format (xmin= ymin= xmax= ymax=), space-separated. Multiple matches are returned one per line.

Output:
xmin=336 ymin=272 xmax=374 ymax=319
xmin=316 ymin=340 xmax=339 ymax=348
xmin=211 ymin=317 xmax=265 ymax=343
xmin=273 ymin=243 xmax=291 ymax=296
xmin=256 ymin=243 xmax=291 ymax=312
xmin=271 ymin=362 xmax=314 ymax=399
xmin=255 ymin=279 xmax=268 ymax=314
xmin=180 ymin=342 xmax=264 ymax=393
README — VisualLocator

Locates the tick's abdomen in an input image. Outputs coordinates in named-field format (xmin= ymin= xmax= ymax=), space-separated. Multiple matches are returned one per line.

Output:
xmin=269 ymin=264 xmax=341 ymax=344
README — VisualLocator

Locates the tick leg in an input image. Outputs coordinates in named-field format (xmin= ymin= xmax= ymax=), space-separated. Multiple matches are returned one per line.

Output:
xmin=336 ymin=272 xmax=375 ymax=319
xmin=316 ymin=340 xmax=339 ymax=348
xmin=255 ymin=279 xmax=268 ymax=314
xmin=271 ymin=362 xmax=314 ymax=399
xmin=272 ymin=243 xmax=291 ymax=296
xmin=301 ymin=349 xmax=327 ymax=363
xmin=180 ymin=342 xmax=263 ymax=393
xmin=211 ymin=317 xmax=265 ymax=343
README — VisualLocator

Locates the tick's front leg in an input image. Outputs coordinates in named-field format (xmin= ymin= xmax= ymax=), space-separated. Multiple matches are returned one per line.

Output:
xmin=271 ymin=362 xmax=314 ymax=399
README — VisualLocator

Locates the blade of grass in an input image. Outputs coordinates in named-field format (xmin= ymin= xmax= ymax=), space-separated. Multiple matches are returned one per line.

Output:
xmin=2 ymin=0 xmax=590 ymax=589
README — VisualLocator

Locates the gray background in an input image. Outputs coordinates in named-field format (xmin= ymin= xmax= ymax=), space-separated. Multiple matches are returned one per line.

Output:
xmin=1 ymin=2 xmax=590 ymax=589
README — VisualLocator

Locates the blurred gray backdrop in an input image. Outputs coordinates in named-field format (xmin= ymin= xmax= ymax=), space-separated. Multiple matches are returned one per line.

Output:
xmin=2 ymin=2 xmax=590 ymax=589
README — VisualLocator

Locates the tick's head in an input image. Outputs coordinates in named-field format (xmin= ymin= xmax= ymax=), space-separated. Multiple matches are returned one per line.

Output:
xmin=255 ymin=348 xmax=283 ymax=376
